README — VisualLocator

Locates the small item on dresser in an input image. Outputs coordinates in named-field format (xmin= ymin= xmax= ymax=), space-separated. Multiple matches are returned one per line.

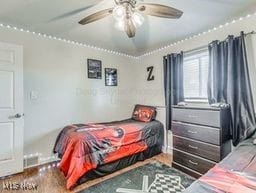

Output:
xmin=210 ymin=103 xmax=230 ymax=108
xmin=177 ymin=101 xmax=187 ymax=106
xmin=253 ymin=139 xmax=256 ymax=145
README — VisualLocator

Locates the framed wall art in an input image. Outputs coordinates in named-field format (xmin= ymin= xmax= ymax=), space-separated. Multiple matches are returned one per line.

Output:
xmin=105 ymin=68 xmax=118 ymax=86
xmin=87 ymin=59 xmax=102 ymax=79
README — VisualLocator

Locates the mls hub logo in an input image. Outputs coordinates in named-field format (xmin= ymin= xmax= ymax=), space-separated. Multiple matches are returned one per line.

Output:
xmin=2 ymin=181 xmax=38 ymax=191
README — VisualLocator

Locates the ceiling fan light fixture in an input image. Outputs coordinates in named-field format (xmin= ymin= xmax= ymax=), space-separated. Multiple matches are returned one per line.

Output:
xmin=78 ymin=1 xmax=183 ymax=38
xmin=114 ymin=19 xmax=125 ymax=31
xmin=132 ymin=12 xmax=144 ymax=28
xmin=113 ymin=5 xmax=126 ymax=20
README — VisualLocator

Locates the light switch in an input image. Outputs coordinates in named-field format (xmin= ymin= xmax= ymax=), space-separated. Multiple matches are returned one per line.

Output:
xmin=30 ymin=91 xmax=39 ymax=100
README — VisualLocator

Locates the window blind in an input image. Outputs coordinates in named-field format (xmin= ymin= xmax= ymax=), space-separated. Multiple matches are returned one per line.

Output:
xmin=183 ymin=49 xmax=209 ymax=100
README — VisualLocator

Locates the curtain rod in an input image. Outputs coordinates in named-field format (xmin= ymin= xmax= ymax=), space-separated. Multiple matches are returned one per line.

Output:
xmin=221 ymin=31 xmax=256 ymax=42
xmin=245 ymin=31 xmax=256 ymax=36
xmin=163 ymin=45 xmax=207 ymax=59
xmin=164 ymin=31 xmax=256 ymax=59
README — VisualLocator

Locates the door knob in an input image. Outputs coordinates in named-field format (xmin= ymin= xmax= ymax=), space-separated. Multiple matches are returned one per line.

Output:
xmin=8 ymin=113 xmax=24 ymax=119
xmin=14 ymin=114 xmax=22 ymax=118
xmin=14 ymin=113 xmax=24 ymax=118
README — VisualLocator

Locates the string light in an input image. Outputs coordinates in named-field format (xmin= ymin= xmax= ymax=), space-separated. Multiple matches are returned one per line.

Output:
xmin=0 ymin=11 xmax=255 ymax=59
xmin=138 ymin=11 xmax=256 ymax=58
xmin=23 ymin=152 xmax=42 ymax=159
xmin=38 ymin=161 xmax=60 ymax=175
xmin=22 ymin=153 xmax=60 ymax=180
xmin=23 ymin=152 xmax=60 ymax=167
xmin=0 ymin=23 xmax=136 ymax=59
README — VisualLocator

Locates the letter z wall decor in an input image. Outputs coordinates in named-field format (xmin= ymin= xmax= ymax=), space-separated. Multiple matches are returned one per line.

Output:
xmin=147 ymin=66 xmax=155 ymax=81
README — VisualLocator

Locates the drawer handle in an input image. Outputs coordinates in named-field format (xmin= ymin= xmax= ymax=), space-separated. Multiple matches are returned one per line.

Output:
xmin=187 ymin=130 xmax=198 ymax=134
xmin=189 ymin=160 xmax=198 ymax=165
xmin=188 ymin=145 xmax=198 ymax=149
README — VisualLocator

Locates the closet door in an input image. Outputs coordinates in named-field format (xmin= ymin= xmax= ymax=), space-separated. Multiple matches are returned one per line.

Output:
xmin=0 ymin=42 xmax=24 ymax=177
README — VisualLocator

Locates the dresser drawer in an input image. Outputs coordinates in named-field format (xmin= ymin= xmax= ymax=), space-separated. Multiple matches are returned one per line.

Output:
xmin=173 ymin=149 xmax=215 ymax=174
xmin=172 ymin=121 xmax=220 ymax=145
xmin=172 ymin=108 xmax=220 ymax=127
xmin=172 ymin=162 xmax=201 ymax=179
xmin=173 ymin=136 xmax=220 ymax=162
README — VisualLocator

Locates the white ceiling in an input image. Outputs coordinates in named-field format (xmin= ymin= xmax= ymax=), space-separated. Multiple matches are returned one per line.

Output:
xmin=0 ymin=0 xmax=256 ymax=56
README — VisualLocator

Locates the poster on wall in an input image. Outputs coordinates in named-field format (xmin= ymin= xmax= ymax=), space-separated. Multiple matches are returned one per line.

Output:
xmin=105 ymin=68 xmax=118 ymax=86
xmin=87 ymin=59 xmax=102 ymax=79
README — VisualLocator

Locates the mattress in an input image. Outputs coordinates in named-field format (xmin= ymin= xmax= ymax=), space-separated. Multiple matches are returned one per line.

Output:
xmin=53 ymin=119 xmax=164 ymax=189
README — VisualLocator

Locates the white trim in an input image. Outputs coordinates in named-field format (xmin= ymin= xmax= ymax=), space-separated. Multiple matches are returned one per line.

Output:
xmin=184 ymin=46 xmax=208 ymax=59
xmin=184 ymin=48 xmax=208 ymax=61
xmin=184 ymin=99 xmax=209 ymax=103
xmin=162 ymin=145 xmax=168 ymax=153
xmin=24 ymin=158 xmax=60 ymax=169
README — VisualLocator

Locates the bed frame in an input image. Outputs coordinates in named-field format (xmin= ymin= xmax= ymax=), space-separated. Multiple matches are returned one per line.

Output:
xmin=77 ymin=144 xmax=162 ymax=185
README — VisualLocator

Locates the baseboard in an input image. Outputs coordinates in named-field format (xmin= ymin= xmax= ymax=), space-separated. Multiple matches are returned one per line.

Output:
xmin=167 ymin=145 xmax=173 ymax=154
xmin=24 ymin=155 xmax=60 ymax=169
xmin=162 ymin=145 xmax=173 ymax=154
xmin=39 ymin=157 xmax=60 ymax=166
xmin=162 ymin=145 xmax=167 ymax=153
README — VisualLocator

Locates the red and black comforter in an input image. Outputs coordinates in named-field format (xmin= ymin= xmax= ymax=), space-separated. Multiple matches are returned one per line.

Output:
xmin=53 ymin=119 xmax=163 ymax=189
xmin=184 ymin=138 xmax=256 ymax=193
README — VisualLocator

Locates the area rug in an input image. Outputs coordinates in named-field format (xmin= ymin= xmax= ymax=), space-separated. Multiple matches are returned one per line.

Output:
xmin=79 ymin=161 xmax=195 ymax=193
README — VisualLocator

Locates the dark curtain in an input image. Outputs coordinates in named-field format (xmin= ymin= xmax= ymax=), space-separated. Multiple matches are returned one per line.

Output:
xmin=164 ymin=52 xmax=184 ymax=130
xmin=208 ymin=31 xmax=256 ymax=146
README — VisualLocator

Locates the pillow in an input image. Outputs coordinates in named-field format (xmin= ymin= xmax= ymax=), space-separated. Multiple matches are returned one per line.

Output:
xmin=132 ymin=105 xmax=157 ymax=122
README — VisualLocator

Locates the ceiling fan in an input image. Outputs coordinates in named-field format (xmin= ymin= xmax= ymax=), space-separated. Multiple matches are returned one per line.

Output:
xmin=78 ymin=0 xmax=183 ymax=38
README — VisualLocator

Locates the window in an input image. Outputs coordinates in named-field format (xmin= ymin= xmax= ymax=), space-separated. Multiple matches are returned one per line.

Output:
xmin=183 ymin=49 xmax=209 ymax=102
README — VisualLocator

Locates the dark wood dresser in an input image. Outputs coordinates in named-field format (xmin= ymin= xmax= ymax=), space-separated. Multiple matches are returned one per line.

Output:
xmin=172 ymin=105 xmax=231 ymax=178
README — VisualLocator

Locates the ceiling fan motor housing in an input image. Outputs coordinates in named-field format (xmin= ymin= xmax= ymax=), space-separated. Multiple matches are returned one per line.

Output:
xmin=116 ymin=0 xmax=137 ymax=7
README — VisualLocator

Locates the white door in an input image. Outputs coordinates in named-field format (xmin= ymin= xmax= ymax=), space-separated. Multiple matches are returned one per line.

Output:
xmin=0 ymin=42 xmax=23 ymax=177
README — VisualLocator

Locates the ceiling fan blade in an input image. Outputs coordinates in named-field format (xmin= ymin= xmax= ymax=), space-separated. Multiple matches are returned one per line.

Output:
xmin=78 ymin=8 xmax=113 ymax=25
xmin=137 ymin=3 xmax=183 ymax=19
xmin=50 ymin=0 xmax=106 ymax=22
xmin=50 ymin=6 xmax=94 ymax=22
xmin=125 ymin=19 xmax=136 ymax=38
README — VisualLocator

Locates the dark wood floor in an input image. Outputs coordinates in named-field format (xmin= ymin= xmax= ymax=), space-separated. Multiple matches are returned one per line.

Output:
xmin=0 ymin=153 xmax=172 ymax=193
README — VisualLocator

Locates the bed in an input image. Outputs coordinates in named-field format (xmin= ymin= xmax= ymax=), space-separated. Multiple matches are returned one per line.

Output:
xmin=53 ymin=105 xmax=164 ymax=189
xmin=183 ymin=136 xmax=256 ymax=193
